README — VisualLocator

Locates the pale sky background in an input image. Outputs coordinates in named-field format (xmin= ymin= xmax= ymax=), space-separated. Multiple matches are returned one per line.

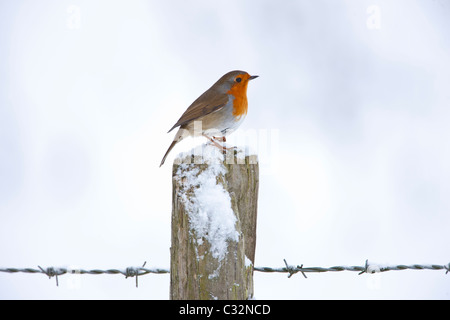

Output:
xmin=0 ymin=0 xmax=449 ymax=299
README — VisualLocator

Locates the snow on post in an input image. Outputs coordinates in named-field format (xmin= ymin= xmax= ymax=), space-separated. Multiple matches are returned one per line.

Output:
xmin=170 ymin=144 xmax=259 ymax=300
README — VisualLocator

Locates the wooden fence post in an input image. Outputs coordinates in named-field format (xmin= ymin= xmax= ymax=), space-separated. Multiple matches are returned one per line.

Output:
xmin=170 ymin=145 xmax=259 ymax=300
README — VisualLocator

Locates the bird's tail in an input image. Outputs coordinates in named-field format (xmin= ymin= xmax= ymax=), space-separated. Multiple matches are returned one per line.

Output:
xmin=160 ymin=140 xmax=179 ymax=167
xmin=160 ymin=128 xmax=189 ymax=167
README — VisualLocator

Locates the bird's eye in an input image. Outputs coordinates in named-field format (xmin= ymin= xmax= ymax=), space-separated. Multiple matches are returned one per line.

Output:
xmin=235 ymin=77 xmax=242 ymax=83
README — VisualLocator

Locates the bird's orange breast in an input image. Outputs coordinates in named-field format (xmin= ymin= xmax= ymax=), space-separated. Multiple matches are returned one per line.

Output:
xmin=227 ymin=82 xmax=249 ymax=119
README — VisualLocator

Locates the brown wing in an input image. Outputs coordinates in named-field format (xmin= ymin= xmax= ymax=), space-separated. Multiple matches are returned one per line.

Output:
xmin=167 ymin=88 xmax=228 ymax=133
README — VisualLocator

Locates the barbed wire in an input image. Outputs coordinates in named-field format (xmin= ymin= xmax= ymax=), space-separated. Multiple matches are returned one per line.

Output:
xmin=254 ymin=259 xmax=450 ymax=278
xmin=0 ymin=262 xmax=169 ymax=287
xmin=1 ymin=259 xmax=448 ymax=287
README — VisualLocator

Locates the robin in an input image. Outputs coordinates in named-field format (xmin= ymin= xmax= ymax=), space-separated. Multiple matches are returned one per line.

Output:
xmin=160 ymin=70 xmax=258 ymax=166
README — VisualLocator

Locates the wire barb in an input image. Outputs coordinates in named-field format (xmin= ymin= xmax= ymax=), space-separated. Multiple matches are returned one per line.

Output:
xmin=358 ymin=259 xmax=369 ymax=275
xmin=297 ymin=264 xmax=308 ymax=279
xmin=125 ymin=261 xmax=147 ymax=288
xmin=282 ymin=259 xmax=307 ymax=279
xmin=283 ymin=259 xmax=296 ymax=278
xmin=38 ymin=266 xmax=65 ymax=287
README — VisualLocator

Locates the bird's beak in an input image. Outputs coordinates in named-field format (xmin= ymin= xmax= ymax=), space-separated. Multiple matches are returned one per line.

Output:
xmin=249 ymin=75 xmax=259 ymax=80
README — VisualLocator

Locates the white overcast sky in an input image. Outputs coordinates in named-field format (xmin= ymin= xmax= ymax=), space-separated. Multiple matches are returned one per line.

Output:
xmin=0 ymin=0 xmax=449 ymax=299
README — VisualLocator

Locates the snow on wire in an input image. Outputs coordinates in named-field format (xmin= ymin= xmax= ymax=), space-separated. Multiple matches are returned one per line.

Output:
xmin=0 ymin=259 xmax=448 ymax=287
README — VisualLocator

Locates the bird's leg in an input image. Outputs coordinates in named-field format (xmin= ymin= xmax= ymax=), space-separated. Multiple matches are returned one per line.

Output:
xmin=213 ymin=136 xmax=226 ymax=142
xmin=213 ymin=136 xmax=235 ymax=150
xmin=212 ymin=136 xmax=234 ymax=150
xmin=202 ymin=133 xmax=227 ymax=154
